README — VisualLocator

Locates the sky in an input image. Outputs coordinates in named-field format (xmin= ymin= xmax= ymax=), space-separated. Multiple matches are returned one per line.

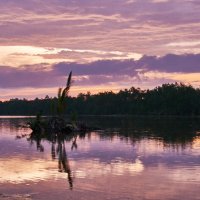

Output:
xmin=0 ymin=0 xmax=200 ymax=100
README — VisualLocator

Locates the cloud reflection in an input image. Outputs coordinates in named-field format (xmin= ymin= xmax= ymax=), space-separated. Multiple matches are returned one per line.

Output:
xmin=0 ymin=157 xmax=144 ymax=184
xmin=72 ymin=158 xmax=144 ymax=179
xmin=0 ymin=158 xmax=57 ymax=184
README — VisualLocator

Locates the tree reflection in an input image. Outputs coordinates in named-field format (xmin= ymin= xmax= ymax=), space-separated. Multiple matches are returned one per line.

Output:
xmin=16 ymin=116 xmax=200 ymax=189
xmin=51 ymin=142 xmax=56 ymax=160
xmin=24 ymin=128 xmax=92 ymax=190
xmin=27 ymin=131 xmax=78 ymax=190
xmin=71 ymin=135 xmax=78 ymax=151
xmin=57 ymin=141 xmax=73 ymax=190
xmin=93 ymin=116 xmax=200 ymax=150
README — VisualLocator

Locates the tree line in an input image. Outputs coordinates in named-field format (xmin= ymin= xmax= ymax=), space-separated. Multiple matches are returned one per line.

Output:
xmin=1 ymin=82 xmax=200 ymax=116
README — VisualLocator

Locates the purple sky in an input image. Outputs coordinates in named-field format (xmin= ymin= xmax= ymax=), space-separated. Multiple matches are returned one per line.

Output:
xmin=0 ymin=0 xmax=200 ymax=100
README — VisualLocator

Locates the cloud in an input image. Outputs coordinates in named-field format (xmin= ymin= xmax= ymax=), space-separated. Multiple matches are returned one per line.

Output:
xmin=0 ymin=45 xmax=142 ymax=67
xmin=138 ymin=54 xmax=200 ymax=73
xmin=0 ymin=0 xmax=200 ymax=56
xmin=0 ymin=60 xmax=138 ymax=89
xmin=0 ymin=64 xmax=62 ymax=88
xmin=0 ymin=54 xmax=200 ymax=91
xmin=54 ymin=60 xmax=137 ymax=76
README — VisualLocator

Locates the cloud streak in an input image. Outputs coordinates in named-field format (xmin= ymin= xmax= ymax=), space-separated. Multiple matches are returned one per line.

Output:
xmin=0 ymin=54 xmax=200 ymax=90
xmin=0 ymin=0 xmax=200 ymax=55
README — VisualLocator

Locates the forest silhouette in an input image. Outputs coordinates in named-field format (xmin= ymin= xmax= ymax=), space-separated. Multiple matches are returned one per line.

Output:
xmin=1 ymin=82 xmax=200 ymax=116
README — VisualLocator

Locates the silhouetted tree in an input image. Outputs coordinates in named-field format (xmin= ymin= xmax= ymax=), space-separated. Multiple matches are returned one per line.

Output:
xmin=1 ymin=83 xmax=200 ymax=116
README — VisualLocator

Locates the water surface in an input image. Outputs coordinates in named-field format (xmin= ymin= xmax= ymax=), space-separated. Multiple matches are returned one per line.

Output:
xmin=0 ymin=116 xmax=200 ymax=200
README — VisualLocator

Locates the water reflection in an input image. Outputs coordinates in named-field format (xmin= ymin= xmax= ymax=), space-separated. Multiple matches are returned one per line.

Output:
xmin=22 ymin=116 xmax=200 ymax=188
xmin=0 ymin=117 xmax=200 ymax=200
xmin=90 ymin=116 xmax=200 ymax=151
xmin=57 ymin=142 xmax=73 ymax=189
xmin=27 ymin=131 xmax=76 ymax=190
xmin=0 ymin=158 xmax=56 ymax=184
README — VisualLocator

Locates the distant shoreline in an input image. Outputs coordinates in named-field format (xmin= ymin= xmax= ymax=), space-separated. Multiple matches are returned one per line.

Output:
xmin=1 ymin=83 xmax=200 ymax=116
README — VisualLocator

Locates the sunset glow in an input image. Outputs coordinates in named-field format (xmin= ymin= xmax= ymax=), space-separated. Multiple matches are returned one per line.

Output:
xmin=0 ymin=0 xmax=200 ymax=100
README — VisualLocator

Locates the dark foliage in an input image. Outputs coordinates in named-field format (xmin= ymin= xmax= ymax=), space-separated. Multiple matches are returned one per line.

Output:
xmin=1 ymin=83 xmax=200 ymax=116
